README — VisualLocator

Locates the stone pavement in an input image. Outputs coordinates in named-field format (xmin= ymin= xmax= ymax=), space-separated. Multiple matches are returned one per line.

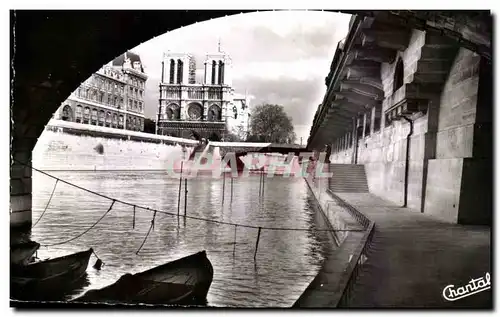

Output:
xmin=335 ymin=192 xmax=492 ymax=308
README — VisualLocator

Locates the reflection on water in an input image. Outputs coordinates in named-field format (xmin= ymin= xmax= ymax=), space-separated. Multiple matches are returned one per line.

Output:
xmin=25 ymin=171 xmax=327 ymax=307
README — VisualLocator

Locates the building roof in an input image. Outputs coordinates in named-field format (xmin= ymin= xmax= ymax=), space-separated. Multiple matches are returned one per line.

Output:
xmin=112 ymin=51 xmax=144 ymax=72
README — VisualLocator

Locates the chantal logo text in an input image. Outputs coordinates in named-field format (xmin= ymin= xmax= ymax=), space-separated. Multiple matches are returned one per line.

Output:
xmin=442 ymin=272 xmax=491 ymax=301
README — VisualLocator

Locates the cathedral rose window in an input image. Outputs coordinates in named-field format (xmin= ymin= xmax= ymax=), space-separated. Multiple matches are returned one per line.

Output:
xmin=188 ymin=104 xmax=203 ymax=120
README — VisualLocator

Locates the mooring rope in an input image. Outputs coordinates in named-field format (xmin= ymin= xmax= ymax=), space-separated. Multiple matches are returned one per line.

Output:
xmin=17 ymin=159 xmax=363 ymax=233
xmin=135 ymin=211 xmax=156 ymax=255
xmin=32 ymin=179 xmax=59 ymax=228
xmin=41 ymin=200 xmax=116 ymax=247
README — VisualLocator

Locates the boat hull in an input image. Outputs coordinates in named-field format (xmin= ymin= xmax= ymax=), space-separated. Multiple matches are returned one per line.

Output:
xmin=10 ymin=241 xmax=40 ymax=266
xmin=74 ymin=250 xmax=213 ymax=306
xmin=10 ymin=248 xmax=93 ymax=300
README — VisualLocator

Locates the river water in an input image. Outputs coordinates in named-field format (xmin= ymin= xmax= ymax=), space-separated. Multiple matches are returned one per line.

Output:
xmin=28 ymin=170 xmax=328 ymax=307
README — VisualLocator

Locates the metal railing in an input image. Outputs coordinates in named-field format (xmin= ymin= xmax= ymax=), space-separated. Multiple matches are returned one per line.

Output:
xmin=326 ymin=189 xmax=375 ymax=307
xmin=337 ymin=221 xmax=375 ymax=307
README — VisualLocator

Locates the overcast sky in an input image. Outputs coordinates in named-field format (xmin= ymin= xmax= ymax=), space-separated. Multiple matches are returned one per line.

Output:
xmin=126 ymin=10 xmax=351 ymax=142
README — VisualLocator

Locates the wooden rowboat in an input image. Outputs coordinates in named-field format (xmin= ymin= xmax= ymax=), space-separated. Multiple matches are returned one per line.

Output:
xmin=73 ymin=250 xmax=213 ymax=305
xmin=11 ymin=248 xmax=93 ymax=300
xmin=10 ymin=241 xmax=40 ymax=266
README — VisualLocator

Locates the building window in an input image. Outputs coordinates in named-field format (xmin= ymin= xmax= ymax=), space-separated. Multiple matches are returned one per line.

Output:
xmin=139 ymin=102 xmax=142 ymax=112
xmin=129 ymin=99 xmax=132 ymax=109
xmin=134 ymin=101 xmax=138 ymax=110
xmin=112 ymin=113 xmax=118 ymax=127
xmin=218 ymin=61 xmax=224 ymax=85
xmin=135 ymin=88 xmax=138 ymax=98
xmin=83 ymin=107 xmax=90 ymax=123
xmin=98 ymin=110 xmax=105 ymax=126
xmin=91 ymin=108 xmax=98 ymax=124
xmin=207 ymin=104 xmax=221 ymax=121
xmin=166 ymin=108 xmax=173 ymax=120
xmin=177 ymin=59 xmax=183 ymax=84
xmin=118 ymin=115 xmax=124 ymax=128
xmin=364 ymin=113 xmax=371 ymax=137
xmin=169 ymin=59 xmax=175 ymax=84
xmin=83 ymin=107 xmax=90 ymax=119
xmin=393 ymin=58 xmax=404 ymax=93
xmin=129 ymin=87 xmax=133 ymax=95
xmin=373 ymin=103 xmax=382 ymax=132
xmin=61 ymin=105 xmax=73 ymax=121
xmin=105 ymin=112 xmax=111 ymax=127
xmin=211 ymin=61 xmax=216 ymax=84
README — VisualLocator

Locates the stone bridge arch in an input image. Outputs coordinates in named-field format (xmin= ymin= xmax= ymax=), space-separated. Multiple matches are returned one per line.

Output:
xmin=10 ymin=10 xmax=491 ymax=227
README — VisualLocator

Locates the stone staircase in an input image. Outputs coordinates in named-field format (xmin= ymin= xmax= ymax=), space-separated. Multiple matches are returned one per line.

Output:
xmin=328 ymin=164 xmax=369 ymax=193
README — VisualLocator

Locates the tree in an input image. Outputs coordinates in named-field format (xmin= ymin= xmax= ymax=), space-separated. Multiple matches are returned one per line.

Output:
xmin=249 ymin=104 xmax=296 ymax=144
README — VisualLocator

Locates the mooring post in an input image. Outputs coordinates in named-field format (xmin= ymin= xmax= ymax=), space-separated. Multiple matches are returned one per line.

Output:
xmin=254 ymin=227 xmax=262 ymax=260
xmin=177 ymin=161 xmax=184 ymax=216
xmin=184 ymin=178 xmax=188 ymax=217
xmin=230 ymin=177 xmax=234 ymax=202
xmin=132 ymin=205 xmax=136 ymax=229
xmin=261 ymin=171 xmax=265 ymax=196
xmin=233 ymin=225 xmax=237 ymax=256
xmin=258 ymin=172 xmax=262 ymax=196
xmin=222 ymin=172 xmax=226 ymax=206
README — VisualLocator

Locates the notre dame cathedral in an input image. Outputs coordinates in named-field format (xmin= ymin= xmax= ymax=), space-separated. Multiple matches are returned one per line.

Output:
xmin=156 ymin=47 xmax=250 ymax=141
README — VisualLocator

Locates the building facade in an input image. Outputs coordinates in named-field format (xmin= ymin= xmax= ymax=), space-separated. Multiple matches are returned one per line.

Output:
xmin=227 ymin=92 xmax=251 ymax=140
xmin=53 ymin=51 xmax=148 ymax=132
xmin=156 ymin=50 xmax=236 ymax=140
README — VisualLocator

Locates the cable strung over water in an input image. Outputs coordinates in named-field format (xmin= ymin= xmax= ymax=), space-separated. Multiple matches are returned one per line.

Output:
xmin=15 ymin=158 xmax=363 ymax=240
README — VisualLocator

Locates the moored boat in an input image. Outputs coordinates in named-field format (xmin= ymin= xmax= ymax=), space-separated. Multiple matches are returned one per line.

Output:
xmin=73 ymin=250 xmax=213 ymax=305
xmin=10 ymin=241 xmax=40 ymax=266
xmin=11 ymin=248 xmax=93 ymax=300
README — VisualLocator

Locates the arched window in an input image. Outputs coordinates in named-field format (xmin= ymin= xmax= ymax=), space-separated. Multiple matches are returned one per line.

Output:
xmin=218 ymin=61 xmax=224 ymax=85
xmin=106 ymin=111 xmax=111 ymax=127
xmin=208 ymin=105 xmax=221 ymax=122
xmin=211 ymin=61 xmax=216 ymax=84
xmin=393 ymin=58 xmax=404 ymax=93
xmin=166 ymin=108 xmax=174 ymax=120
xmin=91 ymin=108 xmax=98 ymax=124
xmin=83 ymin=107 xmax=91 ymax=124
xmin=118 ymin=115 xmax=124 ymax=128
xmin=169 ymin=59 xmax=175 ymax=84
xmin=177 ymin=59 xmax=183 ymax=84
xmin=174 ymin=107 xmax=181 ymax=120
xmin=61 ymin=105 xmax=73 ymax=121
xmin=98 ymin=110 xmax=105 ymax=126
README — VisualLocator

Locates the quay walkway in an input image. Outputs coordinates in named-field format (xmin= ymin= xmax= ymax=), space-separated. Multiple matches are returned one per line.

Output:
xmin=295 ymin=176 xmax=491 ymax=308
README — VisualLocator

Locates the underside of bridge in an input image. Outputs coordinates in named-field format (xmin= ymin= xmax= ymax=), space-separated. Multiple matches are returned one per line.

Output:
xmin=308 ymin=11 xmax=492 ymax=225
xmin=10 ymin=10 xmax=492 ymax=227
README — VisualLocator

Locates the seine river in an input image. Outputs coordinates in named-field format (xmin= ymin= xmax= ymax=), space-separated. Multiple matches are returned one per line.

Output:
xmin=28 ymin=169 xmax=328 ymax=307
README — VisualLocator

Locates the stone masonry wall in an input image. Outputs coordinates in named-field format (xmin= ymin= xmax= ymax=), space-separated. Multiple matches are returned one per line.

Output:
xmin=329 ymin=29 xmax=490 ymax=225
xmin=424 ymin=48 xmax=485 ymax=223
xmin=330 ymin=30 xmax=429 ymax=210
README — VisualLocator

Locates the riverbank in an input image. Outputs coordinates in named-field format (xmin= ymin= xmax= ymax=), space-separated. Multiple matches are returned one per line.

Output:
xmin=32 ymin=129 xmax=193 ymax=171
